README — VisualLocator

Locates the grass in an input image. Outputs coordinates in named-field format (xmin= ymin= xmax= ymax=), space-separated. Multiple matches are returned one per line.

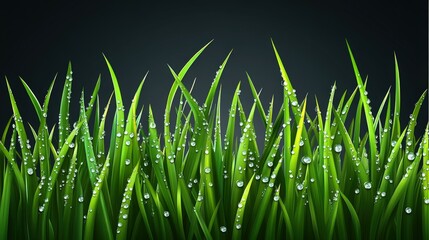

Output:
xmin=0 ymin=40 xmax=428 ymax=239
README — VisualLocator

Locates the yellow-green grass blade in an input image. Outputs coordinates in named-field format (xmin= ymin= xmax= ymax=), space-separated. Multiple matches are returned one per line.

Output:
xmin=119 ymin=77 xmax=145 ymax=194
xmin=203 ymin=50 xmax=232 ymax=116
xmin=370 ymin=127 xmax=407 ymax=239
xmin=116 ymin=162 xmax=140 ymax=240
xmin=272 ymin=40 xmax=312 ymax=155
xmin=147 ymin=106 xmax=175 ymax=215
xmin=232 ymin=174 xmax=254 ymax=239
xmin=377 ymin=156 xmax=416 ymax=238
xmin=163 ymin=41 xmax=212 ymax=178
xmin=346 ymin=41 xmax=379 ymax=183
xmin=392 ymin=53 xmax=401 ymax=140
xmin=340 ymin=191 xmax=361 ymax=240
xmin=60 ymin=143 xmax=78 ymax=240
xmin=84 ymin=154 xmax=112 ymax=240
xmin=0 ymin=166 xmax=12 ymax=240
xmin=134 ymin=175 xmax=154 ymax=239
xmin=20 ymin=77 xmax=44 ymax=121
xmin=59 ymin=62 xmax=73 ymax=147
xmin=249 ymin=131 xmax=283 ymax=239
xmin=373 ymin=88 xmax=391 ymax=132
xmin=286 ymin=98 xmax=307 ymax=212
xmin=278 ymin=195 xmax=294 ymax=239
xmin=5 ymin=79 xmax=37 ymax=227
xmin=103 ymin=55 xmax=126 ymax=210
xmin=422 ymin=125 xmax=429 ymax=239
xmin=38 ymin=122 xmax=82 ymax=239
xmin=404 ymin=90 xmax=426 ymax=170
xmin=0 ymin=141 xmax=25 ymax=195
xmin=246 ymin=72 xmax=267 ymax=126
xmin=231 ymin=102 xmax=256 ymax=211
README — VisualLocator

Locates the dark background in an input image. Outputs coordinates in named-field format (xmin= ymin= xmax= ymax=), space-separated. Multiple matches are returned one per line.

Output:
xmin=0 ymin=1 xmax=427 ymax=141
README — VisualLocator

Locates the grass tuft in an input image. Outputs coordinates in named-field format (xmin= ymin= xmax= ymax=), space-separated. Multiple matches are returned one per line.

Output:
xmin=0 ymin=41 xmax=427 ymax=239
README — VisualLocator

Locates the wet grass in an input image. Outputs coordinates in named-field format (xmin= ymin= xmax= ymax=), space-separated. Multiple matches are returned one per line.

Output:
xmin=0 ymin=40 xmax=428 ymax=239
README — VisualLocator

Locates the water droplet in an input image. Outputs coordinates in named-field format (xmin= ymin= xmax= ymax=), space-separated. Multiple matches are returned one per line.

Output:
xmin=424 ymin=199 xmax=429 ymax=205
xmin=125 ymin=159 xmax=131 ymax=166
xmin=405 ymin=207 xmax=412 ymax=214
xmin=238 ymin=203 xmax=243 ymax=208
xmin=39 ymin=205 xmax=45 ymax=212
xmin=27 ymin=168 xmax=34 ymax=175
xmin=407 ymin=152 xmax=415 ymax=161
xmin=299 ymin=140 xmax=304 ymax=146
xmin=355 ymin=188 xmax=360 ymax=194
xmin=301 ymin=156 xmax=311 ymax=164
xmin=125 ymin=140 xmax=131 ymax=146
xmin=273 ymin=195 xmax=280 ymax=201
xmin=149 ymin=122 xmax=156 ymax=128
xmin=291 ymin=101 xmax=298 ymax=107
xmin=143 ymin=193 xmax=150 ymax=199
xmin=69 ymin=142 xmax=75 ymax=148
xmin=267 ymin=161 xmax=273 ymax=167
xmin=364 ymin=182 xmax=372 ymax=190
xmin=116 ymin=133 xmax=122 ymax=138
xmin=236 ymin=224 xmax=242 ymax=230
xmin=391 ymin=141 xmax=397 ymax=147
xmin=122 ymin=214 xmax=128 ymax=219
xmin=164 ymin=211 xmax=170 ymax=217
xmin=236 ymin=181 xmax=244 ymax=188
xmin=78 ymin=196 xmax=84 ymax=203
xmin=190 ymin=141 xmax=196 ymax=147
xmin=334 ymin=144 xmax=342 ymax=153
xmin=262 ymin=177 xmax=269 ymax=183
xmin=220 ymin=226 xmax=227 ymax=233
xmin=204 ymin=168 xmax=211 ymax=174
xmin=297 ymin=184 xmax=304 ymax=191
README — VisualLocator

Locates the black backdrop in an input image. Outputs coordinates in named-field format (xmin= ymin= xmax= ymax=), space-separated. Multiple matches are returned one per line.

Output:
xmin=0 ymin=1 xmax=427 ymax=140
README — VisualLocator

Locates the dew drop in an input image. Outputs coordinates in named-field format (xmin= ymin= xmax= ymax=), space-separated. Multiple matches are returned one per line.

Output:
xmin=220 ymin=226 xmax=227 ymax=233
xmin=78 ymin=196 xmax=84 ymax=203
xmin=204 ymin=167 xmax=211 ymax=174
xmin=69 ymin=142 xmax=75 ymax=148
xmin=149 ymin=122 xmax=156 ymax=128
xmin=364 ymin=182 xmax=372 ymax=190
xmin=27 ymin=168 xmax=34 ymax=175
xmin=355 ymin=188 xmax=360 ymax=194
xmin=236 ymin=181 xmax=244 ymax=188
xmin=407 ymin=152 xmax=415 ymax=161
xmin=301 ymin=156 xmax=311 ymax=164
xmin=164 ymin=211 xmax=170 ymax=217
xmin=235 ymin=224 xmax=242 ymax=230
xmin=334 ymin=144 xmax=342 ymax=153
xmin=125 ymin=159 xmax=131 ymax=166
xmin=405 ymin=207 xmax=412 ymax=214
xmin=143 ymin=193 xmax=150 ymax=199
xmin=273 ymin=195 xmax=280 ymax=201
